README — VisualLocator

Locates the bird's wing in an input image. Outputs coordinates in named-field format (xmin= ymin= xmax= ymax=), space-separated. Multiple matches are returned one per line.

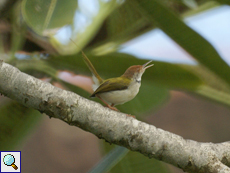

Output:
xmin=90 ymin=78 xmax=128 ymax=97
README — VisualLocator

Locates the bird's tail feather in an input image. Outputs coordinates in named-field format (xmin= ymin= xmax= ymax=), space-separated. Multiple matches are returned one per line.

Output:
xmin=81 ymin=51 xmax=103 ymax=84
xmin=69 ymin=38 xmax=103 ymax=85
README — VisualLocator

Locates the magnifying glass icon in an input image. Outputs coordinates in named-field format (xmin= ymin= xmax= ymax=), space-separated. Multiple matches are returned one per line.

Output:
xmin=3 ymin=154 xmax=18 ymax=170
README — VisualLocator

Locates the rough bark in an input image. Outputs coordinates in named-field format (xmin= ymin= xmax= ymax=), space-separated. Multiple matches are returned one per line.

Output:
xmin=0 ymin=60 xmax=230 ymax=173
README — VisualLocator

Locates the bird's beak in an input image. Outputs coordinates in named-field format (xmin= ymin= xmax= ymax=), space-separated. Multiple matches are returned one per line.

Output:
xmin=143 ymin=60 xmax=154 ymax=70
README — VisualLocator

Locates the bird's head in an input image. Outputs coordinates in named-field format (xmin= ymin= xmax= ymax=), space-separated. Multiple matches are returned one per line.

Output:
xmin=122 ymin=61 xmax=153 ymax=82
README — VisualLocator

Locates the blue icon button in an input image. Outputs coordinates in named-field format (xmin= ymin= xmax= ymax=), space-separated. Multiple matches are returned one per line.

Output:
xmin=3 ymin=154 xmax=18 ymax=170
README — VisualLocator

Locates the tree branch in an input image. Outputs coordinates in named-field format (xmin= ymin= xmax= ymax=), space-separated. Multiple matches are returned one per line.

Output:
xmin=0 ymin=60 xmax=230 ymax=173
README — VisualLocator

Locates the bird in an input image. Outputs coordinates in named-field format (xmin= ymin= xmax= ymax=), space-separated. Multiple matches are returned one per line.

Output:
xmin=82 ymin=51 xmax=153 ymax=111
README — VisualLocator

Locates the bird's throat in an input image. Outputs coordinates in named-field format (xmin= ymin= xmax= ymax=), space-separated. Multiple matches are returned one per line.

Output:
xmin=136 ymin=79 xmax=141 ymax=83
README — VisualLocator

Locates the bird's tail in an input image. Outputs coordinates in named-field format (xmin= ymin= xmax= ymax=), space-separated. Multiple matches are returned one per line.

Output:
xmin=81 ymin=51 xmax=104 ymax=86
xmin=69 ymin=38 xmax=103 ymax=89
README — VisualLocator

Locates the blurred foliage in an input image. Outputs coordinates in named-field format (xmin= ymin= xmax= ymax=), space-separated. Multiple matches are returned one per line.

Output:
xmin=0 ymin=101 xmax=42 ymax=151
xmin=0 ymin=0 xmax=229 ymax=172
xmin=89 ymin=146 xmax=129 ymax=173
xmin=135 ymin=0 xmax=230 ymax=85
xmin=89 ymin=144 xmax=169 ymax=173
xmin=21 ymin=0 xmax=78 ymax=34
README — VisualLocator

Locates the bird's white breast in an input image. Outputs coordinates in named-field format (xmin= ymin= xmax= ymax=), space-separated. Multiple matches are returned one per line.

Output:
xmin=97 ymin=81 xmax=141 ymax=105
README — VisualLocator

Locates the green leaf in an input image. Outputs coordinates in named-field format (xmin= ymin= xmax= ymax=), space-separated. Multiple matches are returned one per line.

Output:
xmin=88 ymin=146 xmax=129 ymax=173
xmin=182 ymin=1 xmax=220 ymax=18
xmin=12 ymin=59 xmax=58 ymax=79
xmin=10 ymin=2 xmax=27 ymax=58
xmin=195 ymin=85 xmax=230 ymax=107
xmin=50 ymin=0 xmax=124 ymax=55
xmin=21 ymin=0 xmax=78 ymax=35
xmin=184 ymin=64 xmax=230 ymax=107
xmin=135 ymin=0 xmax=230 ymax=86
xmin=91 ymin=0 xmax=219 ymax=55
xmin=182 ymin=0 xmax=198 ymax=9
xmin=21 ymin=0 xmax=124 ymax=54
xmin=105 ymin=0 xmax=153 ymax=42
xmin=0 ymin=101 xmax=42 ymax=150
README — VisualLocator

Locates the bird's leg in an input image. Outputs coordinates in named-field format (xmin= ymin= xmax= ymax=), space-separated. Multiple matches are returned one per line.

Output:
xmin=95 ymin=95 xmax=135 ymax=118
xmin=96 ymin=95 xmax=119 ymax=111
xmin=110 ymin=103 xmax=119 ymax=111
xmin=110 ymin=104 xmax=135 ymax=118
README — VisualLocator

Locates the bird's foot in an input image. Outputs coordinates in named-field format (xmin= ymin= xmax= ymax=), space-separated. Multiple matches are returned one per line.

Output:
xmin=126 ymin=114 xmax=136 ymax=118
xmin=107 ymin=105 xmax=120 ymax=112
xmin=96 ymin=95 xmax=120 ymax=112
